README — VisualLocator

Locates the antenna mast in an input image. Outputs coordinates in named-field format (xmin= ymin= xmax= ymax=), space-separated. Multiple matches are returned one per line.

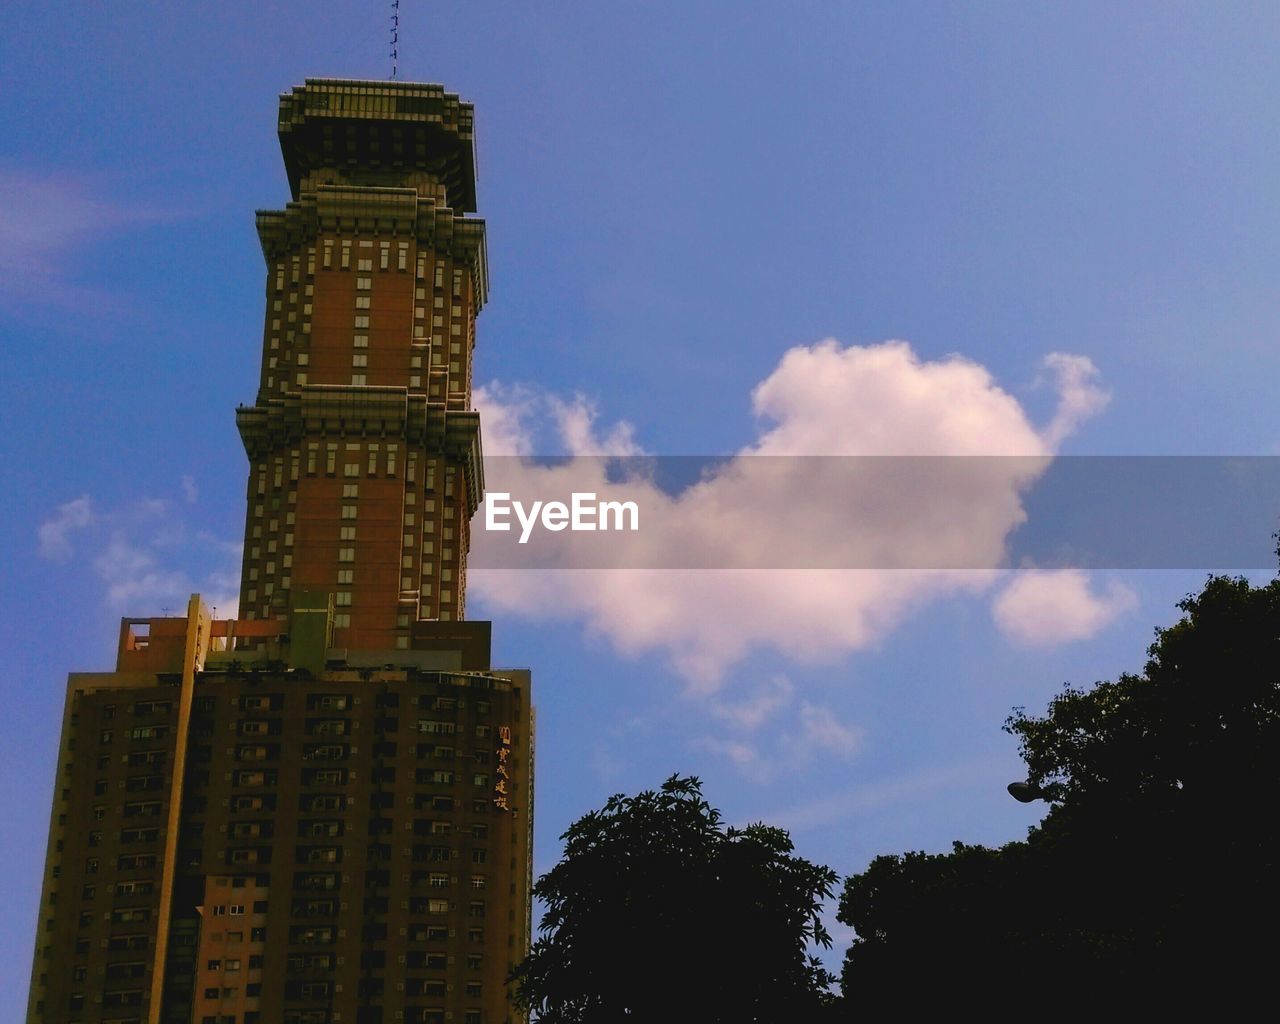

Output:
xmin=389 ymin=0 xmax=400 ymax=79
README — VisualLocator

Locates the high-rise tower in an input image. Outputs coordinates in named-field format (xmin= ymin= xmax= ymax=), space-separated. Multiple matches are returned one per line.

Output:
xmin=238 ymin=79 xmax=488 ymax=640
xmin=27 ymin=80 xmax=533 ymax=1024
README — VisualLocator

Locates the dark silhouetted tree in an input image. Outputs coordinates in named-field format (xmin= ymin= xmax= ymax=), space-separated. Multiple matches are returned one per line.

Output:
xmin=511 ymin=775 xmax=838 ymax=1023
xmin=837 ymin=574 xmax=1280 ymax=1001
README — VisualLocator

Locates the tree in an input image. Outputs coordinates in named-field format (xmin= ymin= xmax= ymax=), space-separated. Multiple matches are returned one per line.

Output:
xmin=510 ymin=775 xmax=838 ymax=1023
xmin=837 ymin=574 xmax=1280 ymax=1000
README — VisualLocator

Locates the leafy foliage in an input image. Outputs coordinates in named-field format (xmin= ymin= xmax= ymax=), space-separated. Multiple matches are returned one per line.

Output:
xmin=511 ymin=775 xmax=838 ymax=1023
xmin=837 ymin=574 xmax=1280 ymax=999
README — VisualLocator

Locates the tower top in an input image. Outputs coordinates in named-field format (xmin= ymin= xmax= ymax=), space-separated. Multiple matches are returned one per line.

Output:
xmin=277 ymin=78 xmax=478 ymax=211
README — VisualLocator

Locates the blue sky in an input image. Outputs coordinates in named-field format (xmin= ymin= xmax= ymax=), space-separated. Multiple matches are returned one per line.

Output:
xmin=4 ymin=1 xmax=1280 ymax=1005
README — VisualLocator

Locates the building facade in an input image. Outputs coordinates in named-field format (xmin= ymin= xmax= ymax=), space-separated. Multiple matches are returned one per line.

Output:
xmin=27 ymin=80 xmax=533 ymax=1024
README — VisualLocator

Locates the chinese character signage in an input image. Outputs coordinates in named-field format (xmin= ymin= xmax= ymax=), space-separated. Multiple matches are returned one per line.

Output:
xmin=494 ymin=725 xmax=512 ymax=811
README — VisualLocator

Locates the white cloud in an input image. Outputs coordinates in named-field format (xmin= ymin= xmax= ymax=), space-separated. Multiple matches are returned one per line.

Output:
xmin=0 ymin=169 xmax=174 ymax=309
xmin=471 ymin=341 xmax=1108 ymax=689
xmin=696 ymin=677 xmax=863 ymax=782
xmin=747 ymin=340 xmax=1047 ymax=457
xmin=94 ymin=536 xmax=191 ymax=611
xmin=709 ymin=676 xmax=795 ymax=731
xmin=991 ymin=568 xmax=1137 ymax=647
xmin=475 ymin=384 xmax=644 ymax=458
xmin=37 ymin=495 xmax=94 ymax=561
xmin=793 ymin=700 xmax=863 ymax=757
xmin=36 ymin=483 xmax=240 ymax=617
xmin=181 ymin=475 xmax=199 ymax=504
xmin=1038 ymin=352 xmax=1111 ymax=449
xmin=549 ymin=395 xmax=643 ymax=457
xmin=758 ymin=756 xmax=1009 ymax=833
xmin=695 ymin=734 xmax=773 ymax=783
xmin=474 ymin=382 xmax=539 ymax=457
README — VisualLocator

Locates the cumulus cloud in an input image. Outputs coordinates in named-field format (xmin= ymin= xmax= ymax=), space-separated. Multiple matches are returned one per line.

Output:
xmin=746 ymin=340 xmax=1046 ymax=457
xmin=474 ymin=383 xmax=539 ymax=457
xmin=991 ymin=568 xmax=1137 ymax=647
xmin=471 ymin=340 xmax=1110 ymax=689
xmin=38 ymin=495 xmax=94 ymax=561
xmin=475 ymin=384 xmax=643 ymax=458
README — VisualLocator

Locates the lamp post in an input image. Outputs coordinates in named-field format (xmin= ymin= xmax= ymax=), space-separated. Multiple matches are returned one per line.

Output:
xmin=1007 ymin=780 xmax=1049 ymax=803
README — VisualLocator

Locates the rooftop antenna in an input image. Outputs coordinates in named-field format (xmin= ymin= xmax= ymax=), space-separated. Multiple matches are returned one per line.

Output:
xmin=390 ymin=0 xmax=400 ymax=80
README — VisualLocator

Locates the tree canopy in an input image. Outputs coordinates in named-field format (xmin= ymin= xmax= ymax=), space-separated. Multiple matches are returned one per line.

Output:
xmin=837 ymin=574 xmax=1280 ymax=999
xmin=511 ymin=775 xmax=838 ymax=1023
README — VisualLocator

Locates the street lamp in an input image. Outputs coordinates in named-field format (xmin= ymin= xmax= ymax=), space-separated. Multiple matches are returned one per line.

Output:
xmin=1007 ymin=780 xmax=1048 ymax=803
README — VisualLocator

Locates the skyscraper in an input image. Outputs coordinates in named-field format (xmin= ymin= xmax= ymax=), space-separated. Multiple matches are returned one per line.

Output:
xmin=27 ymin=79 xmax=533 ymax=1024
